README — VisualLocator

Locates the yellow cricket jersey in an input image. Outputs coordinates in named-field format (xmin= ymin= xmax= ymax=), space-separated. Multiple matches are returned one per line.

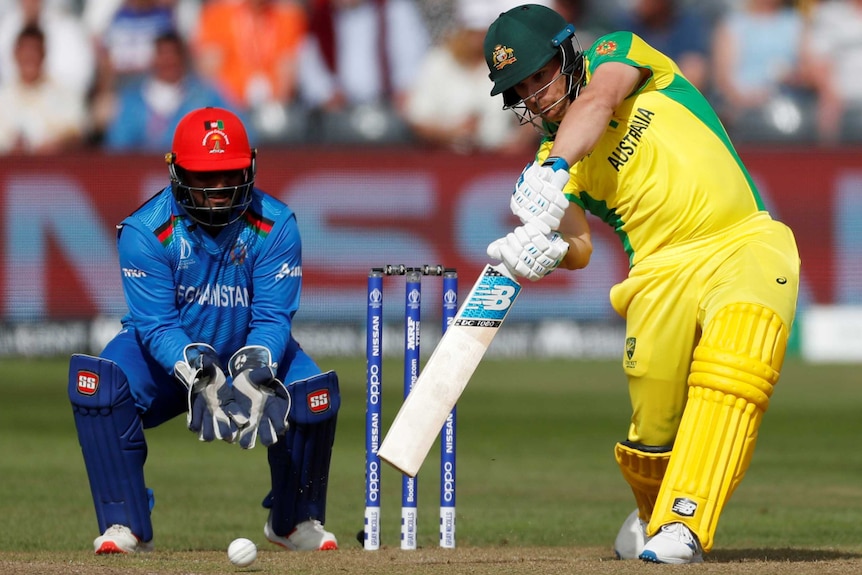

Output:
xmin=537 ymin=31 xmax=766 ymax=267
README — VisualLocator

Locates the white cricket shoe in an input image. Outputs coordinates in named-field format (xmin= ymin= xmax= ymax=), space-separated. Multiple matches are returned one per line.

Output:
xmin=613 ymin=509 xmax=648 ymax=559
xmin=93 ymin=524 xmax=154 ymax=554
xmin=639 ymin=522 xmax=704 ymax=564
xmin=265 ymin=518 xmax=338 ymax=551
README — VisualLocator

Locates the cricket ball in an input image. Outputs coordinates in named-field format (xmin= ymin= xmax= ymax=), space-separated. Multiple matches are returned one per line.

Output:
xmin=227 ymin=537 xmax=257 ymax=567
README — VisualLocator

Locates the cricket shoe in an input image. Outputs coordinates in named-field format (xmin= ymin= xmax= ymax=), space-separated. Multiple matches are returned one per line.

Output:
xmin=639 ymin=522 xmax=703 ymax=564
xmin=265 ymin=518 xmax=338 ymax=551
xmin=613 ymin=509 xmax=648 ymax=560
xmin=93 ymin=524 xmax=154 ymax=554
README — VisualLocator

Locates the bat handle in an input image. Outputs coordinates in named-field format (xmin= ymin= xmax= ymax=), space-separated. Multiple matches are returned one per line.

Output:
xmin=490 ymin=262 xmax=517 ymax=281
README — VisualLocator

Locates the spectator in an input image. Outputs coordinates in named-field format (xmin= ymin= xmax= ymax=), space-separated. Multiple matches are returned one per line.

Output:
xmin=805 ymin=0 xmax=862 ymax=143
xmin=96 ymin=0 xmax=176 ymax=86
xmin=613 ymin=0 xmax=710 ymax=92
xmin=89 ymin=0 xmax=179 ymax=145
xmin=296 ymin=0 xmax=429 ymax=114
xmin=0 ymin=0 xmax=95 ymax=96
xmin=404 ymin=0 xmax=537 ymax=153
xmin=710 ymin=0 xmax=816 ymax=141
xmin=0 ymin=23 xmax=87 ymax=154
xmin=103 ymin=30 xmax=238 ymax=151
xmin=193 ymin=0 xmax=307 ymax=112
xmin=83 ymin=0 xmax=200 ymax=41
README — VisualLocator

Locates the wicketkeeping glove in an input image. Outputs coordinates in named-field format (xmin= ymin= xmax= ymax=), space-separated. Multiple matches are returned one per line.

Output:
xmin=174 ymin=343 xmax=240 ymax=443
xmin=228 ymin=345 xmax=292 ymax=449
xmin=511 ymin=157 xmax=571 ymax=235
xmin=487 ymin=220 xmax=569 ymax=282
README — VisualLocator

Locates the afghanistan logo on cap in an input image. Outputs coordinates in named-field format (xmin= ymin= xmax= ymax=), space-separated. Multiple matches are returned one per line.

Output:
xmin=202 ymin=119 xmax=229 ymax=154
xmin=492 ymin=44 xmax=517 ymax=70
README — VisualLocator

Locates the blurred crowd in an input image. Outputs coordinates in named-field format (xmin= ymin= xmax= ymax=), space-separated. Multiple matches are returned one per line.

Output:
xmin=0 ymin=0 xmax=860 ymax=156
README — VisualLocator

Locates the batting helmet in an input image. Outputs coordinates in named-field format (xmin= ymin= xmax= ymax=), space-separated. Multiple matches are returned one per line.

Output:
xmin=166 ymin=107 xmax=256 ymax=228
xmin=484 ymin=4 xmax=584 ymax=132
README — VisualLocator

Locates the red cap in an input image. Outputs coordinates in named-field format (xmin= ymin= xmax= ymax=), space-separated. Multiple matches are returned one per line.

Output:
xmin=171 ymin=107 xmax=252 ymax=172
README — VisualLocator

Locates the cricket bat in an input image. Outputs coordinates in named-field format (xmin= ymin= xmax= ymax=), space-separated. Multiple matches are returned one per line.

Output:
xmin=378 ymin=263 xmax=521 ymax=477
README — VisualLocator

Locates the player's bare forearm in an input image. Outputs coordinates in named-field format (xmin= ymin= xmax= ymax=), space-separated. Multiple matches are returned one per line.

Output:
xmin=558 ymin=205 xmax=592 ymax=270
xmin=549 ymin=63 xmax=645 ymax=166
xmin=549 ymin=94 xmax=613 ymax=166
xmin=560 ymin=234 xmax=592 ymax=270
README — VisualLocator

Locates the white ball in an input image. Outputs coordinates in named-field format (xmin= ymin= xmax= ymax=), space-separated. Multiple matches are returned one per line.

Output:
xmin=227 ymin=537 xmax=257 ymax=567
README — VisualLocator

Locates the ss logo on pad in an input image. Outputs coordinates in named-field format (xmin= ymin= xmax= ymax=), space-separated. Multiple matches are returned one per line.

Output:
xmin=307 ymin=390 xmax=330 ymax=413
xmin=77 ymin=371 xmax=99 ymax=395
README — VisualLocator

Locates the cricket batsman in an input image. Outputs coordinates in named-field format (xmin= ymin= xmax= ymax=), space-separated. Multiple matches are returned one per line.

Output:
xmin=68 ymin=107 xmax=340 ymax=553
xmin=482 ymin=4 xmax=800 ymax=563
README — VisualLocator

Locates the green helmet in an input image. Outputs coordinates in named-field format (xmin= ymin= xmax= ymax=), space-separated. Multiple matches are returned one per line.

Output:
xmin=484 ymin=4 xmax=584 ymax=108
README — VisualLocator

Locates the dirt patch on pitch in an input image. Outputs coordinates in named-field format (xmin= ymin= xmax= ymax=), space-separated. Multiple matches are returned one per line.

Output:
xmin=3 ymin=546 xmax=862 ymax=574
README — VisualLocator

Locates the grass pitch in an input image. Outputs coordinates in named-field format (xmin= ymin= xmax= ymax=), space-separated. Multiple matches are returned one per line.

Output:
xmin=1 ymin=356 xmax=860 ymax=574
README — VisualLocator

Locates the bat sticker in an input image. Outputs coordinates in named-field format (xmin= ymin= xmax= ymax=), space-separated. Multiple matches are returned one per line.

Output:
xmin=456 ymin=267 xmax=521 ymax=326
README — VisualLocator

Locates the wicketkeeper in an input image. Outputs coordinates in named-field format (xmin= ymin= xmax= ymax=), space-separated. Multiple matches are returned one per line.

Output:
xmin=68 ymin=107 xmax=340 ymax=553
xmin=483 ymin=4 xmax=800 ymax=564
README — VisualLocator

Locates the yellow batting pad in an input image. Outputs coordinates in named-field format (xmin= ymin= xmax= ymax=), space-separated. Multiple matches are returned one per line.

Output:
xmin=649 ymin=303 xmax=787 ymax=552
xmin=615 ymin=441 xmax=671 ymax=522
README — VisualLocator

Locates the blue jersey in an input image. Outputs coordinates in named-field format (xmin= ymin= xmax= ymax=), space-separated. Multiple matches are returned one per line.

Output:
xmin=117 ymin=186 xmax=302 ymax=374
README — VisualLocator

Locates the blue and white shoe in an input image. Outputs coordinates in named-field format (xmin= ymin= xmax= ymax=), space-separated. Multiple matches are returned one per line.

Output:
xmin=639 ymin=522 xmax=704 ymax=564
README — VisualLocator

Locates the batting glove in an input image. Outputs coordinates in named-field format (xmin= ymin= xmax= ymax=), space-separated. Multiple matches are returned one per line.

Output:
xmin=487 ymin=221 xmax=569 ymax=282
xmin=511 ymin=157 xmax=571 ymax=235
xmin=174 ymin=343 xmax=239 ymax=443
xmin=228 ymin=345 xmax=292 ymax=450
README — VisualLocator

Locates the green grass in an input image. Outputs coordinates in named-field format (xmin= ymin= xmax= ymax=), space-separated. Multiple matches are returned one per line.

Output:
xmin=1 ymin=356 xmax=861 ymax=557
